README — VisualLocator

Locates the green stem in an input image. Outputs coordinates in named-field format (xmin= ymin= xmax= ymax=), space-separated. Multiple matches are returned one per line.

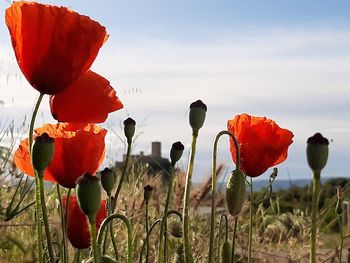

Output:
xmin=158 ymin=165 xmax=176 ymax=263
xmin=112 ymin=142 xmax=132 ymax=212
xmin=248 ymin=177 xmax=253 ymax=263
xmin=140 ymin=219 xmax=162 ymax=263
xmin=97 ymin=213 xmax=133 ymax=263
xmin=310 ymin=171 xmax=320 ymax=263
xmin=231 ymin=217 xmax=238 ymax=263
xmin=29 ymin=93 xmax=44 ymax=263
xmin=183 ymin=132 xmax=198 ymax=263
xmin=337 ymin=214 xmax=344 ymax=263
xmin=108 ymin=195 xmax=119 ymax=260
xmin=56 ymin=184 xmax=67 ymax=263
xmin=90 ymin=220 xmax=99 ymax=263
xmin=217 ymin=213 xmax=228 ymax=262
xmin=209 ymin=131 xmax=240 ymax=263
xmin=73 ymin=250 xmax=81 ymax=263
xmin=34 ymin=175 xmax=43 ymax=263
xmin=38 ymin=173 xmax=55 ymax=263
xmin=145 ymin=202 xmax=150 ymax=263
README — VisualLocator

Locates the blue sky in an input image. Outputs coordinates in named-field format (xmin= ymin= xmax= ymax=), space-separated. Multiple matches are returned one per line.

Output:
xmin=0 ymin=0 xmax=350 ymax=183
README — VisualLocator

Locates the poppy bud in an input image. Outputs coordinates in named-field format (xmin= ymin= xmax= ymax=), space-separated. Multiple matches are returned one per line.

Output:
xmin=169 ymin=221 xmax=183 ymax=238
xmin=123 ymin=117 xmax=136 ymax=144
xmin=100 ymin=167 xmax=116 ymax=195
xmin=31 ymin=133 xmax=54 ymax=173
xmin=144 ymin=185 xmax=153 ymax=204
xmin=226 ymin=169 xmax=246 ymax=216
xmin=306 ymin=133 xmax=329 ymax=173
xmin=220 ymin=241 xmax=232 ymax=263
xmin=170 ymin=141 xmax=185 ymax=166
xmin=189 ymin=100 xmax=207 ymax=135
xmin=76 ymin=173 xmax=101 ymax=222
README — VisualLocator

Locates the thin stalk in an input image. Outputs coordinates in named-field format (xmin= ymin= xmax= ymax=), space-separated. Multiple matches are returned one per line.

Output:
xmin=106 ymin=195 xmax=119 ymax=260
xmin=90 ymin=220 xmax=99 ymax=263
xmin=248 ymin=177 xmax=253 ymax=263
xmin=183 ymin=133 xmax=198 ymax=263
xmin=231 ymin=217 xmax=238 ymax=263
xmin=64 ymin=188 xmax=71 ymax=255
xmin=140 ymin=219 xmax=162 ymax=263
xmin=337 ymin=214 xmax=344 ymax=263
xmin=34 ymin=175 xmax=43 ymax=263
xmin=209 ymin=130 xmax=240 ymax=263
xmin=38 ymin=173 xmax=55 ymax=263
xmin=97 ymin=213 xmax=133 ymax=263
xmin=29 ymin=93 xmax=44 ymax=263
xmin=217 ymin=213 xmax=228 ymax=262
xmin=112 ymin=142 xmax=132 ymax=212
xmin=310 ymin=171 xmax=320 ymax=263
xmin=145 ymin=202 xmax=150 ymax=263
xmin=158 ymin=165 xmax=175 ymax=263
xmin=56 ymin=185 xmax=67 ymax=263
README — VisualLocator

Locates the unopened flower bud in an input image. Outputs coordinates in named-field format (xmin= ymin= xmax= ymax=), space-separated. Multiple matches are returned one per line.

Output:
xmin=307 ymin=133 xmax=329 ymax=174
xmin=170 ymin=141 xmax=184 ymax=166
xmin=76 ymin=173 xmax=101 ymax=222
xmin=123 ymin=117 xmax=136 ymax=144
xmin=100 ymin=167 xmax=116 ymax=195
xmin=143 ymin=185 xmax=153 ymax=204
xmin=189 ymin=100 xmax=207 ymax=135
xmin=32 ymin=133 xmax=54 ymax=173
xmin=169 ymin=221 xmax=183 ymax=238
xmin=226 ymin=169 xmax=246 ymax=216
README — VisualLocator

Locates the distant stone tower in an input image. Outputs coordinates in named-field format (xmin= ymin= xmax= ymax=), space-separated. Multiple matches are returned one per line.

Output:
xmin=151 ymin=141 xmax=161 ymax=158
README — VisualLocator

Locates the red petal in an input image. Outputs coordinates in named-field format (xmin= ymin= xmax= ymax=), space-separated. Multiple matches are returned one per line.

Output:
xmin=50 ymin=70 xmax=123 ymax=123
xmin=5 ymin=2 xmax=107 ymax=94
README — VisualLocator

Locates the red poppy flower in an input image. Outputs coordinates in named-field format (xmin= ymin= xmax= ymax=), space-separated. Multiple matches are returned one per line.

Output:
xmin=49 ymin=70 xmax=123 ymax=124
xmin=227 ymin=113 xmax=294 ymax=177
xmin=62 ymin=195 xmax=107 ymax=249
xmin=5 ymin=1 xmax=107 ymax=95
xmin=14 ymin=123 xmax=106 ymax=188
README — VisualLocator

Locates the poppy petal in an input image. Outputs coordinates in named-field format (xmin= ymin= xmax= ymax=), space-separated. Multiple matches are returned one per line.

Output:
xmin=63 ymin=195 xmax=107 ymax=249
xmin=228 ymin=113 xmax=294 ymax=177
xmin=50 ymin=70 xmax=123 ymax=123
xmin=13 ymin=123 xmax=106 ymax=188
xmin=5 ymin=1 xmax=107 ymax=94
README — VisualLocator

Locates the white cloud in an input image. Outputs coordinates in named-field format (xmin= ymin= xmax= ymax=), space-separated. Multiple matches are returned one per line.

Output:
xmin=1 ymin=26 xmax=350 ymax=181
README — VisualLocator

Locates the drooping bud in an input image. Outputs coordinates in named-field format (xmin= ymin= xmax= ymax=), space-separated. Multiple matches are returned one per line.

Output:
xmin=123 ymin=117 xmax=136 ymax=144
xmin=169 ymin=221 xmax=183 ymax=238
xmin=220 ymin=242 xmax=232 ymax=263
xmin=76 ymin=173 xmax=101 ymax=222
xmin=143 ymin=185 xmax=153 ymax=204
xmin=189 ymin=100 xmax=207 ymax=135
xmin=306 ymin=133 xmax=329 ymax=174
xmin=31 ymin=133 xmax=54 ymax=172
xmin=226 ymin=169 xmax=246 ymax=216
xmin=100 ymin=167 xmax=116 ymax=196
xmin=170 ymin=141 xmax=185 ymax=166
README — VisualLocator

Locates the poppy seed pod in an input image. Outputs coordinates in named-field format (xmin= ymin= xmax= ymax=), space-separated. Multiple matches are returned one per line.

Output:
xmin=226 ymin=169 xmax=246 ymax=217
xmin=144 ymin=185 xmax=153 ymax=204
xmin=32 ymin=133 xmax=54 ymax=172
xmin=169 ymin=221 xmax=183 ymax=238
xmin=306 ymin=133 xmax=329 ymax=173
xmin=189 ymin=100 xmax=207 ymax=135
xmin=100 ymin=167 xmax=116 ymax=195
xmin=170 ymin=141 xmax=185 ymax=166
xmin=123 ymin=117 xmax=136 ymax=144
xmin=76 ymin=173 xmax=101 ymax=222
